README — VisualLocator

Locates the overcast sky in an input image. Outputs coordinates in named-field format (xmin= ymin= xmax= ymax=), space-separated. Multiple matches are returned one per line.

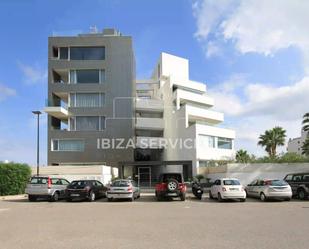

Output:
xmin=0 ymin=0 xmax=308 ymax=165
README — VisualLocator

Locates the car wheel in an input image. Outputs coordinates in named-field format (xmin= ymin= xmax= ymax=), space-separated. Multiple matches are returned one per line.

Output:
xmin=239 ymin=198 xmax=246 ymax=202
xmin=167 ymin=179 xmax=179 ymax=192
xmin=180 ymin=193 xmax=186 ymax=201
xmin=88 ymin=191 xmax=96 ymax=202
xmin=49 ymin=192 xmax=59 ymax=202
xmin=28 ymin=195 xmax=37 ymax=202
xmin=260 ymin=193 xmax=267 ymax=202
xmin=284 ymin=198 xmax=291 ymax=201
xmin=298 ymin=189 xmax=307 ymax=200
xmin=209 ymin=191 xmax=214 ymax=199
xmin=217 ymin=193 xmax=223 ymax=202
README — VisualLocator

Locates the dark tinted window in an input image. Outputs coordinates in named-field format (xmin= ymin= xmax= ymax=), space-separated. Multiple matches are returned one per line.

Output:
xmin=59 ymin=47 xmax=68 ymax=59
xmin=76 ymin=70 xmax=100 ymax=83
xmin=284 ymin=175 xmax=293 ymax=181
xmin=161 ymin=174 xmax=182 ymax=183
xmin=223 ymin=180 xmax=240 ymax=185
xmin=111 ymin=180 xmax=130 ymax=187
xmin=69 ymin=181 xmax=91 ymax=188
xmin=292 ymin=175 xmax=302 ymax=181
xmin=70 ymin=47 xmax=105 ymax=60
xmin=303 ymin=175 xmax=309 ymax=182
xmin=265 ymin=180 xmax=288 ymax=186
xmin=30 ymin=177 xmax=48 ymax=184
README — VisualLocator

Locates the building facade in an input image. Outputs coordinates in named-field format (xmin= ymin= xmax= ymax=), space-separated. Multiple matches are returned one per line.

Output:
xmin=287 ymin=129 xmax=308 ymax=155
xmin=46 ymin=29 xmax=135 ymax=167
xmin=45 ymin=29 xmax=235 ymax=183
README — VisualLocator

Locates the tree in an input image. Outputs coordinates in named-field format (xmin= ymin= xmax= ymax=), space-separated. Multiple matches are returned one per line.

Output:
xmin=302 ymin=138 xmax=309 ymax=156
xmin=258 ymin=127 xmax=286 ymax=157
xmin=302 ymin=113 xmax=309 ymax=133
xmin=236 ymin=149 xmax=250 ymax=163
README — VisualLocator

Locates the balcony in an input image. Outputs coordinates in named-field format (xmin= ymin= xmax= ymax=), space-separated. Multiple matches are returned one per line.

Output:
xmin=174 ymin=89 xmax=214 ymax=108
xmin=136 ymin=136 xmax=166 ymax=149
xmin=135 ymin=117 xmax=164 ymax=130
xmin=44 ymin=100 xmax=69 ymax=121
xmin=185 ymin=105 xmax=223 ymax=125
xmin=136 ymin=98 xmax=164 ymax=112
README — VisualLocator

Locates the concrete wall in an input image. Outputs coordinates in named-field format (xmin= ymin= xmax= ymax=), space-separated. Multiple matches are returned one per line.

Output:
xmin=31 ymin=165 xmax=118 ymax=184
xmin=203 ymin=163 xmax=309 ymax=185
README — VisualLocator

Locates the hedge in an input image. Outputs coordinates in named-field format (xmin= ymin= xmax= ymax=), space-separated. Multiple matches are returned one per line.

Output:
xmin=0 ymin=163 xmax=32 ymax=196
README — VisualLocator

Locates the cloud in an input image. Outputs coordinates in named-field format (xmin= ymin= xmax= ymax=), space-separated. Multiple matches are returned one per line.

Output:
xmin=17 ymin=61 xmax=47 ymax=85
xmin=0 ymin=83 xmax=16 ymax=101
xmin=209 ymin=75 xmax=308 ymax=155
xmin=210 ymin=76 xmax=309 ymax=121
xmin=193 ymin=0 xmax=309 ymax=71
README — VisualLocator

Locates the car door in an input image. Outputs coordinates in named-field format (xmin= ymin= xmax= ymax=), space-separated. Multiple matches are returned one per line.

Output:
xmin=60 ymin=179 xmax=70 ymax=197
xmin=95 ymin=181 xmax=105 ymax=197
xmin=250 ymin=180 xmax=261 ymax=197
xmin=290 ymin=174 xmax=302 ymax=195
xmin=246 ymin=180 xmax=257 ymax=197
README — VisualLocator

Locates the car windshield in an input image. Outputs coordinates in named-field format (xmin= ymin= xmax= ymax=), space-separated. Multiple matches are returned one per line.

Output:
xmin=223 ymin=180 xmax=240 ymax=185
xmin=162 ymin=174 xmax=182 ymax=183
xmin=111 ymin=180 xmax=130 ymax=187
xmin=69 ymin=181 xmax=89 ymax=187
xmin=265 ymin=180 xmax=288 ymax=186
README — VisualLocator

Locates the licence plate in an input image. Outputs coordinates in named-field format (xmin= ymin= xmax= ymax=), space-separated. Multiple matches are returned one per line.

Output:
xmin=229 ymin=188 xmax=238 ymax=191
xmin=71 ymin=194 xmax=80 ymax=197
xmin=167 ymin=193 xmax=177 ymax=196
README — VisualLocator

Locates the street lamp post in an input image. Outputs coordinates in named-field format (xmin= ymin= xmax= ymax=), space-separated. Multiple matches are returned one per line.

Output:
xmin=32 ymin=111 xmax=42 ymax=176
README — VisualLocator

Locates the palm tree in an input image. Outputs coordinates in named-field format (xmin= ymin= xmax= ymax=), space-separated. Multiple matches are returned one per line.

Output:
xmin=258 ymin=127 xmax=286 ymax=157
xmin=301 ymin=138 xmax=309 ymax=156
xmin=236 ymin=149 xmax=250 ymax=163
xmin=302 ymin=113 xmax=309 ymax=133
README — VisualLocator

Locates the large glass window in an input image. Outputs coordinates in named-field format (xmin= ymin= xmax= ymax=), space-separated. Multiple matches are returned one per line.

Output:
xmin=69 ymin=69 xmax=105 ymax=84
xmin=70 ymin=116 xmax=105 ymax=131
xmin=217 ymin=137 xmax=232 ymax=149
xmin=70 ymin=47 xmax=105 ymax=60
xmin=198 ymin=135 xmax=215 ymax=148
xmin=59 ymin=47 xmax=68 ymax=59
xmin=52 ymin=139 xmax=84 ymax=151
xmin=70 ymin=93 xmax=105 ymax=107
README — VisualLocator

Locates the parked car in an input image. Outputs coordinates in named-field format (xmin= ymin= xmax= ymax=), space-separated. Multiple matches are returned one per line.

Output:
xmin=107 ymin=179 xmax=140 ymax=202
xmin=155 ymin=173 xmax=186 ymax=201
xmin=25 ymin=176 xmax=70 ymax=202
xmin=245 ymin=179 xmax=292 ymax=201
xmin=66 ymin=180 xmax=107 ymax=202
xmin=209 ymin=178 xmax=246 ymax=202
xmin=284 ymin=173 xmax=309 ymax=200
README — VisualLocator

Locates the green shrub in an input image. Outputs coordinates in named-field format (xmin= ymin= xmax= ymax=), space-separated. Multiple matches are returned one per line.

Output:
xmin=0 ymin=163 xmax=32 ymax=196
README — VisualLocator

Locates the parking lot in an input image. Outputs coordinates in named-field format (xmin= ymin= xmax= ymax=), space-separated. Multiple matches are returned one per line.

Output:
xmin=0 ymin=194 xmax=309 ymax=249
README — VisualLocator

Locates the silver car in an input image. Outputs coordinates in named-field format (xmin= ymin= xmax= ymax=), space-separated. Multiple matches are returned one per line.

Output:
xmin=107 ymin=179 xmax=140 ymax=202
xmin=245 ymin=179 xmax=292 ymax=201
xmin=25 ymin=176 xmax=70 ymax=202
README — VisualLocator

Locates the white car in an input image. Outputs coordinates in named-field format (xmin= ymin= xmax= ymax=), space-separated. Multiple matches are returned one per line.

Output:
xmin=209 ymin=178 xmax=246 ymax=202
xmin=107 ymin=179 xmax=140 ymax=202
xmin=245 ymin=179 xmax=292 ymax=201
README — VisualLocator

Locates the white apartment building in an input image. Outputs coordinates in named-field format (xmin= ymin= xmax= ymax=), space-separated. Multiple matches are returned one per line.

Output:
xmin=122 ymin=53 xmax=235 ymax=182
xmin=288 ymin=129 xmax=308 ymax=155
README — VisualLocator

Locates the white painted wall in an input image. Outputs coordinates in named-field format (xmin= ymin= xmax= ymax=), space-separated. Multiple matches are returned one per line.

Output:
xmin=288 ymin=130 xmax=308 ymax=154
xmin=206 ymin=163 xmax=309 ymax=185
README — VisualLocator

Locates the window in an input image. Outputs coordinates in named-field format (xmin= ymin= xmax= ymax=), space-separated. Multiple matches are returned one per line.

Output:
xmin=70 ymin=47 xmax=105 ymax=60
xmin=51 ymin=139 xmax=84 ymax=151
xmin=223 ymin=180 xmax=240 ymax=185
xmin=284 ymin=175 xmax=293 ymax=181
xmin=303 ymin=175 xmax=309 ymax=182
xmin=292 ymin=175 xmax=302 ymax=182
xmin=217 ymin=137 xmax=232 ymax=149
xmin=59 ymin=47 xmax=68 ymax=59
xmin=69 ymin=93 xmax=105 ymax=107
xmin=70 ymin=116 xmax=105 ymax=131
xmin=198 ymin=135 xmax=215 ymax=148
xmin=69 ymin=69 xmax=105 ymax=84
